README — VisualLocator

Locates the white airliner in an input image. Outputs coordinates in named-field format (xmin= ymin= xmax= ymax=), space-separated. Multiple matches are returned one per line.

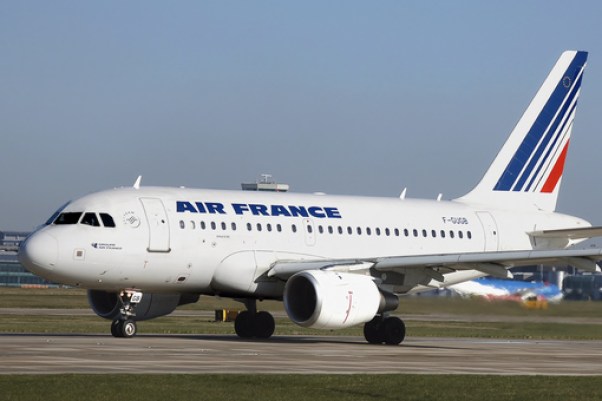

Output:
xmin=19 ymin=50 xmax=602 ymax=345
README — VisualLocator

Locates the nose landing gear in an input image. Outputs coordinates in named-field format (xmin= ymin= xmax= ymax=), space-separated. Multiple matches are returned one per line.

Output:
xmin=110 ymin=290 xmax=143 ymax=338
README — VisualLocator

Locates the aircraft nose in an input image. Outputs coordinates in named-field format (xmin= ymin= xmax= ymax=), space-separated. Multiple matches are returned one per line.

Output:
xmin=18 ymin=231 xmax=58 ymax=273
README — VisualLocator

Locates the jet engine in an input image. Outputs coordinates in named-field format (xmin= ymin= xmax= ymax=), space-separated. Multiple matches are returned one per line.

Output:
xmin=283 ymin=270 xmax=397 ymax=329
xmin=87 ymin=290 xmax=199 ymax=321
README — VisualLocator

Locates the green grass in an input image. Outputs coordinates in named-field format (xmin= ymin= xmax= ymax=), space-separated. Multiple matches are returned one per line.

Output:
xmin=2 ymin=288 xmax=602 ymax=339
xmin=2 ymin=374 xmax=602 ymax=401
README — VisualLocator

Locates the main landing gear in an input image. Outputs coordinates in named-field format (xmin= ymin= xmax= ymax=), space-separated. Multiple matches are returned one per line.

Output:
xmin=111 ymin=290 xmax=143 ymax=338
xmin=363 ymin=315 xmax=406 ymax=345
xmin=234 ymin=299 xmax=275 ymax=339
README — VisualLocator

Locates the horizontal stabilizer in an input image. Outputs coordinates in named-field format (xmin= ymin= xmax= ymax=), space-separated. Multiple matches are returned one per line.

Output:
xmin=528 ymin=226 xmax=602 ymax=240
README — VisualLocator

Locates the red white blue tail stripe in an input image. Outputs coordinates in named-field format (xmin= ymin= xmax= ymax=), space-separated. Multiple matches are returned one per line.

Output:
xmin=493 ymin=51 xmax=587 ymax=193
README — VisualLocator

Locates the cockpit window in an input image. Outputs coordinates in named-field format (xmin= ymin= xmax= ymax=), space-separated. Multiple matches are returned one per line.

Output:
xmin=45 ymin=202 xmax=72 ymax=225
xmin=100 ymin=213 xmax=116 ymax=228
xmin=81 ymin=212 xmax=101 ymax=227
xmin=54 ymin=212 xmax=83 ymax=225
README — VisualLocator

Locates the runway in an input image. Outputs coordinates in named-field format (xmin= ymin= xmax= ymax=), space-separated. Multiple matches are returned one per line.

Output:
xmin=2 ymin=334 xmax=602 ymax=375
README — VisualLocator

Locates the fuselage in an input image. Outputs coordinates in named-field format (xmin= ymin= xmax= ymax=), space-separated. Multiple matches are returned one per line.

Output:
xmin=19 ymin=186 xmax=590 ymax=296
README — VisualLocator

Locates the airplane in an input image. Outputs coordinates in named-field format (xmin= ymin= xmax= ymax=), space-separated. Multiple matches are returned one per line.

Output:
xmin=18 ymin=50 xmax=602 ymax=345
xmin=448 ymin=277 xmax=563 ymax=304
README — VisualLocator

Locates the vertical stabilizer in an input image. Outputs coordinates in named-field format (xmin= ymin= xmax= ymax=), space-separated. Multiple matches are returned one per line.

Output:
xmin=457 ymin=51 xmax=588 ymax=212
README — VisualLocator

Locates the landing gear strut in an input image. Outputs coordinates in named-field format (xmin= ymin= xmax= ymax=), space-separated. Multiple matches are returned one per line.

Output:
xmin=363 ymin=315 xmax=406 ymax=345
xmin=111 ymin=290 xmax=143 ymax=338
xmin=234 ymin=299 xmax=275 ymax=339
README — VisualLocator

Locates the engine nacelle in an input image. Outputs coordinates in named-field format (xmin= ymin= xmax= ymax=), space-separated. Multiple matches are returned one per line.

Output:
xmin=283 ymin=270 xmax=383 ymax=329
xmin=87 ymin=290 xmax=199 ymax=321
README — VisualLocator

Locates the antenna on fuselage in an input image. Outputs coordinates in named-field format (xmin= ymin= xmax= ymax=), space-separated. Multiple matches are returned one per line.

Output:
xmin=133 ymin=176 xmax=142 ymax=190
xmin=399 ymin=188 xmax=407 ymax=200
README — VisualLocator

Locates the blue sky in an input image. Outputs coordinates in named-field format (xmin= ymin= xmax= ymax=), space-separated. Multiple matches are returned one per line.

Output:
xmin=2 ymin=1 xmax=602 ymax=230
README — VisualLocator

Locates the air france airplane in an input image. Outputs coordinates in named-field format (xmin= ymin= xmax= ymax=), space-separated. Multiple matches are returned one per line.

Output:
xmin=19 ymin=50 xmax=602 ymax=345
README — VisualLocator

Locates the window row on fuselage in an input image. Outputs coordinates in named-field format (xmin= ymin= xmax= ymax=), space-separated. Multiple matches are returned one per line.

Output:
xmin=178 ymin=219 xmax=473 ymax=240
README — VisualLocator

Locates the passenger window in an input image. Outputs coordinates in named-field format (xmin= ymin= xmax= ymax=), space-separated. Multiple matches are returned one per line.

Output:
xmin=328 ymin=226 xmax=334 ymax=234
xmin=450 ymin=230 xmax=455 ymax=238
xmin=441 ymin=230 xmax=446 ymax=238
xmin=179 ymin=220 xmax=185 ymax=229
xmin=376 ymin=228 xmax=381 ymax=236
xmin=347 ymin=226 xmax=352 ymax=235
xmin=277 ymin=224 xmax=282 ymax=232
xmin=431 ymin=230 xmax=436 ymax=238
xmin=467 ymin=231 xmax=472 ymax=239
xmin=247 ymin=223 xmax=252 ymax=231
xmin=404 ymin=229 xmax=409 ymax=237
xmin=54 ymin=212 xmax=82 ymax=225
xmin=422 ymin=229 xmax=427 ymax=238
xmin=211 ymin=222 xmax=216 ymax=230
xmin=267 ymin=223 xmax=272 ymax=232
xmin=366 ymin=227 xmax=371 ymax=236
xmin=459 ymin=231 xmax=464 ymax=239
xmin=231 ymin=222 xmax=237 ymax=231
xmin=307 ymin=225 xmax=313 ymax=234
xmin=201 ymin=221 xmax=206 ymax=230
xmin=338 ymin=226 xmax=343 ymax=234
xmin=292 ymin=224 xmax=297 ymax=233
xmin=257 ymin=223 xmax=262 ymax=232
xmin=100 ymin=213 xmax=116 ymax=228
xmin=357 ymin=227 xmax=362 ymax=235
xmin=413 ymin=229 xmax=418 ymax=237
xmin=221 ymin=222 xmax=226 ymax=230
xmin=191 ymin=221 xmax=196 ymax=229
xmin=318 ymin=226 xmax=324 ymax=234
xmin=394 ymin=228 xmax=399 ymax=237
xmin=81 ymin=212 xmax=101 ymax=227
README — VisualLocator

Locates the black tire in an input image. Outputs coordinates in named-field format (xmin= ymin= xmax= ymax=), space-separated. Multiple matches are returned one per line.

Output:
xmin=383 ymin=317 xmax=405 ymax=345
xmin=121 ymin=319 xmax=137 ymax=338
xmin=111 ymin=319 xmax=123 ymax=338
xmin=363 ymin=317 xmax=384 ymax=344
xmin=254 ymin=311 xmax=275 ymax=339
xmin=234 ymin=311 xmax=254 ymax=338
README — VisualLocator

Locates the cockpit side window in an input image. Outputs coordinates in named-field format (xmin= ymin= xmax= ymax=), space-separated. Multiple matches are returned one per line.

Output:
xmin=81 ymin=212 xmax=101 ymax=227
xmin=54 ymin=212 xmax=83 ymax=225
xmin=100 ymin=213 xmax=116 ymax=228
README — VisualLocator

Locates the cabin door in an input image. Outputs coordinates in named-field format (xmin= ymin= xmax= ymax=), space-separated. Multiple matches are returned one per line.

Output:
xmin=140 ymin=198 xmax=171 ymax=252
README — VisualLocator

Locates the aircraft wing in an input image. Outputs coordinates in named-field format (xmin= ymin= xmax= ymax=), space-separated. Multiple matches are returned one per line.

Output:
xmin=267 ymin=248 xmax=602 ymax=284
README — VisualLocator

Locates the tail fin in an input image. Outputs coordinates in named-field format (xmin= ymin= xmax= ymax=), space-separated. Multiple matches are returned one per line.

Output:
xmin=457 ymin=50 xmax=588 ymax=212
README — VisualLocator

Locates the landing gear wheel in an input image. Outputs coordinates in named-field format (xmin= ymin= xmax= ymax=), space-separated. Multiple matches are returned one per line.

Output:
xmin=111 ymin=319 xmax=123 ymax=338
xmin=383 ymin=317 xmax=405 ymax=345
xmin=121 ymin=319 xmax=137 ymax=338
xmin=234 ymin=310 xmax=275 ymax=339
xmin=363 ymin=316 xmax=406 ymax=345
xmin=254 ymin=311 xmax=275 ymax=339
xmin=110 ymin=319 xmax=137 ymax=338
xmin=234 ymin=311 xmax=254 ymax=338
xmin=363 ymin=317 xmax=384 ymax=344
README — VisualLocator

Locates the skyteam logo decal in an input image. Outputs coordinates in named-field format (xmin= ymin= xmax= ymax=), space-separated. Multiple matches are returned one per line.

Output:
xmin=176 ymin=201 xmax=342 ymax=219
xmin=494 ymin=51 xmax=587 ymax=193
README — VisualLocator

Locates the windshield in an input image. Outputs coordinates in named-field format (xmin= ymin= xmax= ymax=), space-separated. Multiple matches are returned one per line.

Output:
xmin=54 ymin=212 xmax=83 ymax=225
xmin=45 ymin=202 xmax=72 ymax=225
